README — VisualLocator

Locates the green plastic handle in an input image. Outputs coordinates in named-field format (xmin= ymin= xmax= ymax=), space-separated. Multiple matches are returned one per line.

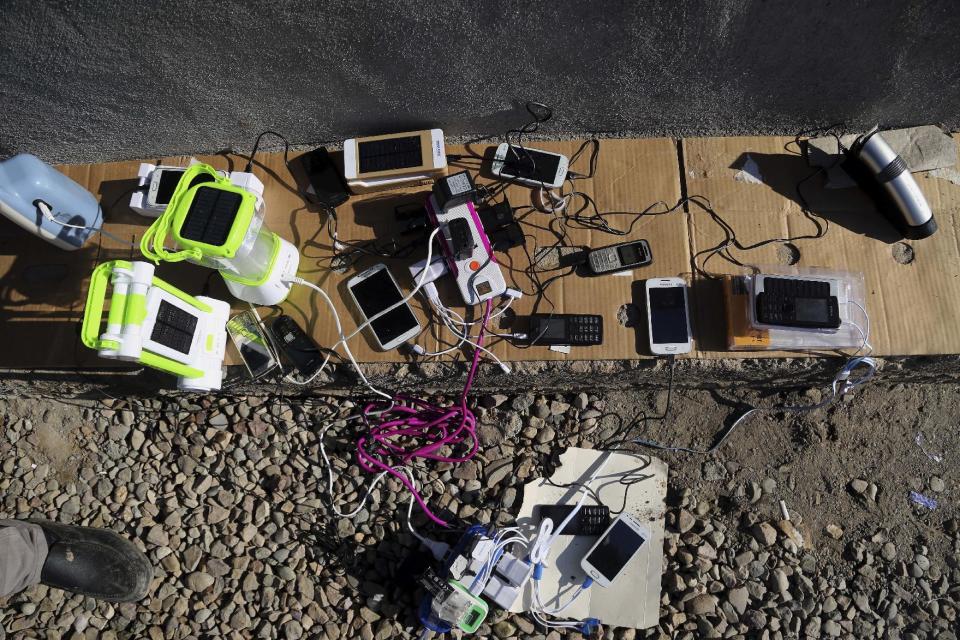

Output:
xmin=81 ymin=260 xmax=131 ymax=349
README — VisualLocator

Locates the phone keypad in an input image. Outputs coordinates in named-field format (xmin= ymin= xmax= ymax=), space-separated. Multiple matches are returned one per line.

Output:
xmin=567 ymin=315 xmax=604 ymax=346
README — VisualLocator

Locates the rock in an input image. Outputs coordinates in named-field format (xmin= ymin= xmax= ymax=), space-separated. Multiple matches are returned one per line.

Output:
xmin=283 ymin=620 xmax=303 ymax=639
xmin=493 ymin=620 xmax=517 ymax=638
xmin=823 ymin=619 xmax=842 ymax=637
xmin=743 ymin=610 xmax=767 ymax=629
xmin=727 ymin=586 xmax=749 ymax=614
xmin=574 ymin=392 xmax=589 ymax=410
xmin=702 ymin=461 xmax=725 ymax=481
xmin=849 ymin=478 xmax=869 ymax=496
xmin=930 ymin=476 xmax=945 ymax=493
xmin=914 ymin=554 xmax=931 ymax=572
xmin=677 ymin=509 xmax=696 ymax=534
xmin=130 ymin=430 xmax=146 ymax=450
xmin=185 ymin=572 xmax=215 ymax=592
xmin=761 ymin=477 xmax=777 ymax=493
xmin=146 ymin=525 xmax=168 ymax=547
xmin=229 ymin=609 xmax=251 ymax=630
xmin=822 ymin=595 xmax=837 ymax=613
xmin=485 ymin=460 xmax=513 ymax=486
xmin=776 ymin=520 xmax=804 ymax=548
xmin=207 ymin=504 xmax=230 ymax=524
xmin=825 ymin=524 xmax=844 ymax=540
xmin=752 ymin=522 xmax=778 ymax=546
xmin=109 ymin=423 xmax=131 ymax=441
xmin=686 ymin=594 xmax=717 ymax=615
xmin=881 ymin=542 xmax=897 ymax=562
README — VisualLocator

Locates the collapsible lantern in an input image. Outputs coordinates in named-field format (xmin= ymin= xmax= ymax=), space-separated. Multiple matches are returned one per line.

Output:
xmin=140 ymin=164 xmax=299 ymax=305
xmin=81 ymin=260 xmax=230 ymax=392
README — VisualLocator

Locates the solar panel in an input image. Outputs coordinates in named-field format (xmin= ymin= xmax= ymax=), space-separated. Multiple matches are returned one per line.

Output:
xmin=358 ymin=136 xmax=423 ymax=173
xmin=179 ymin=186 xmax=242 ymax=246
xmin=150 ymin=300 xmax=198 ymax=354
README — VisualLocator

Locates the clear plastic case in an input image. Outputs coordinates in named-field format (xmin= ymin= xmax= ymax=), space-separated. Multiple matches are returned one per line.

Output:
xmin=723 ymin=265 xmax=868 ymax=351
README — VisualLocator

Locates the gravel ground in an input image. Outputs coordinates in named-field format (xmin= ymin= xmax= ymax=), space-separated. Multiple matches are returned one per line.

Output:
xmin=0 ymin=382 xmax=957 ymax=639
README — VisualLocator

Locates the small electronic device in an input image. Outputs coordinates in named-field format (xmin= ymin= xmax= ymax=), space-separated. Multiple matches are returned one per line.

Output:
xmin=81 ymin=260 xmax=230 ymax=391
xmin=587 ymin=239 xmax=652 ymax=275
xmin=754 ymin=276 xmax=841 ymax=329
xmin=300 ymin=147 xmax=350 ymax=208
xmin=844 ymin=129 xmax=936 ymax=240
xmin=645 ymin=278 xmax=692 ymax=355
xmin=580 ymin=513 xmax=649 ymax=588
xmin=347 ymin=263 xmax=422 ymax=350
xmin=491 ymin=143 xmax=569 ymax=189
xmin=147 ymin=167 xmax=187 ymax=208
xmin=343 ymin=129 xmax=447 ymax=193
xmin=226 ymin=310 xmax=279 ymax=380
xmin=141 ymin=163 xmax=300 ymax=306
xmin=129 ymin=161 xmax=210 ymax=218
xmin=538 ymin=504 xmax=611 ymax=536
xmin=425 ymin=195 xmax=507 ymax=305
xmin=527 ymin=313 xmax=603 ymax=347
xmin=433 ymin=171 xmax=477 ymax=210
xmin=270 ymin=314 xmax=326 ymax=378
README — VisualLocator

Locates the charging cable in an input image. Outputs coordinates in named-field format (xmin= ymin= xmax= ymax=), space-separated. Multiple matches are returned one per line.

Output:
xmin=355 ymin=298 xmax=495 ymax=527
xmin=634 ymin=301 xmax=877 ymax=454
xmin=527 ymin=453 xmax=611 ymax=629
xmin=34 ymin=200 xmax=136 ymax=248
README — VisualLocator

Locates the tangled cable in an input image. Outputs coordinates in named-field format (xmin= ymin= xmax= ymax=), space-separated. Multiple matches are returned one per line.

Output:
xmin=355 ymin=299 xmax=494 ymax=526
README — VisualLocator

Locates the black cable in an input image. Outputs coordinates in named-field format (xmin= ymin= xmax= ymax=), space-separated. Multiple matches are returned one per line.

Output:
xmin=244 ymin=130 xmax=291 ymax=173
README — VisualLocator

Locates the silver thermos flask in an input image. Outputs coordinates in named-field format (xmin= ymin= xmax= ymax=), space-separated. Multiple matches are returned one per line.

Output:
xmin=847 ymin=130 xmax=937 ymax=240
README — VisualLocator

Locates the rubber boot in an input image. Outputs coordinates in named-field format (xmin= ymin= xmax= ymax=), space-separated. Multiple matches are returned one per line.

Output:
xmin=31 ymin=520 xmax=153 ymax=602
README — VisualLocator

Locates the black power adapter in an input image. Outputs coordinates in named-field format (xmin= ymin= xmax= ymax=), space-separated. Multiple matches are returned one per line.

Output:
xmin=433 ymin=171 xmax=477 ymax=210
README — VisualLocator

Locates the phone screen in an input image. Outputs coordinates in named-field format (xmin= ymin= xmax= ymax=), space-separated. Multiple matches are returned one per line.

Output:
xmin=155 ymin=169 xmax=186 ymax=205
xmin=350 ymin=268 xmax=419 ymax=345
xmin=500 ymin=146 xmax=561 ymax=183
xmin=585 ymin=519 xmax=646 ymax=583
xmin=226 ymin=312 xmax=278 ymax=379
xmin=304 ymin=148 xmax=349 ymax=206
xmin=649 ymin=286 xmax=689 ymax=344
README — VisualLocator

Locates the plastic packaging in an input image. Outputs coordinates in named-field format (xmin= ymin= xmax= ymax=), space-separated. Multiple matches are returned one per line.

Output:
xmin=723 ymin=265 xmax=868 ymax=351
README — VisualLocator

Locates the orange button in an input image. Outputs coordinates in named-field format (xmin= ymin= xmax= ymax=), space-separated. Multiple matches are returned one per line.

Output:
xmin=469 ymin=260 xmax=480 ymax=271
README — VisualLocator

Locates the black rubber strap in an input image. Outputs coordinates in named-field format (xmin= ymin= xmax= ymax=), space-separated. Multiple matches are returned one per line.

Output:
xmin=877 ymin=156 xmax=907 ymax=183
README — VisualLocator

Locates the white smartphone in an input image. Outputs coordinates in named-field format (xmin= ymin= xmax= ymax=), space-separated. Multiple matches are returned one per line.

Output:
xmin=580 ymin=513 xmax=650 ymax=587
xmin=491 ymin=143 xmax=569 ymax=189
xmin=645 ymin=277 xmax=693 ymax=355
xmin=347 ymin=264 xmax=422 ymax=351
xmin=146 ymin=167 xmax=187 ymax=208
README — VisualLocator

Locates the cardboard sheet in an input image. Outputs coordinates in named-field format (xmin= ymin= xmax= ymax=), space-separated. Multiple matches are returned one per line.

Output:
xmin=0 ymin=139 xmax=685 ymax=368
xmin=511 ymin=448 xmax=667 ymax=629
xmin=4 ymin=133 xmax=960 ymax=369
xmin=683 ymin=135 xmax=960 ymax=356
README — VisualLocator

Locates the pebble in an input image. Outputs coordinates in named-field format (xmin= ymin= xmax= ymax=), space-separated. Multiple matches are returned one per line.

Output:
xmin=752 ymin=521 xmax=778 ymax=546
xmin=825 ymin=524 xmax=844 ymax=540
xmin=687 ymin=594 xmax=717 ymax=614
xmin=185 ymin=572 xmax=215 ymax=592
xmin=0 ymin=391 xmax=956 ymax=640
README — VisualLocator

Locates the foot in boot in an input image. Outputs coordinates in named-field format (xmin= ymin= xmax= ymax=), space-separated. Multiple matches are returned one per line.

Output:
xmin=31 ymin=520 xmax=153 ymax=602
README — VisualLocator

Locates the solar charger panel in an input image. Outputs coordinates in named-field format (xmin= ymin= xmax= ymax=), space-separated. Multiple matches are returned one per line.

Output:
xmin=81 ymin=260 xmax=230 ymax=391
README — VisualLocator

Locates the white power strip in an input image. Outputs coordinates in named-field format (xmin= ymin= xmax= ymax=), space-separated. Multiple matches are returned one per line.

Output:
xmin=426 ymin=195 xmax=506 ymax=305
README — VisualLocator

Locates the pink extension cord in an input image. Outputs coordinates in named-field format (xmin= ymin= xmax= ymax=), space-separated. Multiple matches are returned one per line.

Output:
xmin=356 ymin=299 xmax=494 ymax=526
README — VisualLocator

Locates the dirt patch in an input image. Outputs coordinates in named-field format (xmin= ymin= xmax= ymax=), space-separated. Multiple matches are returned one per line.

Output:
xmin=607 ymin=381 xmax=959 ymax=563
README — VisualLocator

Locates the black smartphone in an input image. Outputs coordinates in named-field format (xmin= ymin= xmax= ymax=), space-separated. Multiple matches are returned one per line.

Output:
xmin=302 ymin=147 xmax=349 ymax=208
xmin=269 ymin=315 xmax=326 ymax=378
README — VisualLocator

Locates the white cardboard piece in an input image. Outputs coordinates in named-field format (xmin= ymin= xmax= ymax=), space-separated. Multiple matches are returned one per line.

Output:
xmin=512 ymin=448 xmax=667 ymax=629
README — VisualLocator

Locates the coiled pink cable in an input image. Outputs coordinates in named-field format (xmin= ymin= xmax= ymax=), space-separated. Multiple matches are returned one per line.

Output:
xmin=356 ymin=299 xmax=494 ymax=526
